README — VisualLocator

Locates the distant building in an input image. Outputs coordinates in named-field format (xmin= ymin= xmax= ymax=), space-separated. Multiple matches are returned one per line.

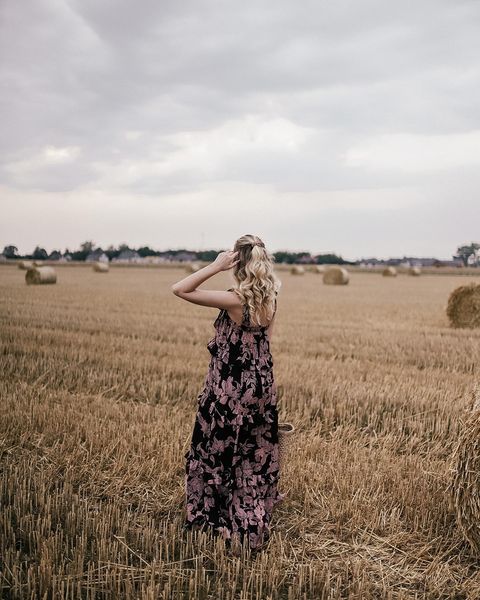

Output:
xmin=467 ymin=254 xmax=479 ymax=267
xmin=175 ymin=251 xmax=198 ymax=262
xmin=297 ymin=254 xmax=314 ymax=264
xmin=0 ymin=254 xmax=7 ymax=263
xmin=59 ymin=253 xmax=72 ymax=262
xmin=144 ymin=255 xmax=169 ymax=264
xmin=86 ymin=249 xmax=109 ymax=263
xmin=417 ymin=258 xmax=437 ymax=267
xmin=112 ymin=249 xmax=142 ymax=263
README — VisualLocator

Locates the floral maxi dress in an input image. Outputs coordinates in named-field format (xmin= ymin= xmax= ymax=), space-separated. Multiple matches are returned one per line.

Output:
xmin=184 ymin=289 xmax=286 ymax=550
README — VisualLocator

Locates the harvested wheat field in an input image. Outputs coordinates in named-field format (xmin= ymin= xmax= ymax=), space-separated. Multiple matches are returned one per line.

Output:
xmin=1 ymin=264 xmax=480 ymax=599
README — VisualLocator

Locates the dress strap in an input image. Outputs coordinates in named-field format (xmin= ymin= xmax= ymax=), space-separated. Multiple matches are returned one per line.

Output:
xmin=242 ymin=302 xmax=250 ymax=326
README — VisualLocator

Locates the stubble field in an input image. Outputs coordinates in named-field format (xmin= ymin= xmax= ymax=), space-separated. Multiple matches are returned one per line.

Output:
xmin=1 ymin=264 xmax=479 ymax=599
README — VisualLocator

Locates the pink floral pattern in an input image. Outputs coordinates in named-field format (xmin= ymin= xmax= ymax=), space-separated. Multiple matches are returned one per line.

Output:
xmin=184 ymin=289 xmax=285 ymax=551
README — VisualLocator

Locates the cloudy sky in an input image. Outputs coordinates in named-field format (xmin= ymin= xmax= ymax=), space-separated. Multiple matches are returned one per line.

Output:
xmin=1 ymin=0 xmax=479 ymax=259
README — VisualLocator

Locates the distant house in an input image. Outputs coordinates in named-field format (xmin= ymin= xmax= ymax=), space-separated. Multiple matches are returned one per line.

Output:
xmin=144 ymin=255 xmax=169 ymax=264
xmin=297 ymin=254 xmax=314 ymax=264
xmin=175 ymin=251 xmax=198 ymax=262
xmin=467 ymin=254 xmax=479 ymax=267
xmin=0 ymin=254 xmax=6 ymax=263
xmin=112 ymin=249 xmax=142 ymax=263
xmin=417 ymin=258 xmax=437 ymax=267
xmin=86 ymin=249 xmax=109 ymax=263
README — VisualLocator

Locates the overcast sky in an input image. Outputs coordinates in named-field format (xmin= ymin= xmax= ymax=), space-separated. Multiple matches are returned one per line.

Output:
xmin=1 ymin=0 xmax=479 ymax=259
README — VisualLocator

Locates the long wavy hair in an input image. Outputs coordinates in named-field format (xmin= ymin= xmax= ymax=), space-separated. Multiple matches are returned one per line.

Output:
xmin=231 ymin=234 xmax=281 ymax=327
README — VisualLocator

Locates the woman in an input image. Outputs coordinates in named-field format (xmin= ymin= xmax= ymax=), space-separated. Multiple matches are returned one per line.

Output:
xmin=172 ymin=234 xmax=286 ymax=554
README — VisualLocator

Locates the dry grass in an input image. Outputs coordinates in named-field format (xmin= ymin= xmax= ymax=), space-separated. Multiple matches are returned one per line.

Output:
xmin=1 ymin=265 xmax=480 ymax=599
xmin=448 ymin=385 xmax=480 ymax=555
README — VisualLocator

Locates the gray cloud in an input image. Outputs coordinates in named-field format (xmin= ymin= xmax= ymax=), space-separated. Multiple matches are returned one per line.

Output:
xmin=0 ymin=0 xmax=479 ymax=257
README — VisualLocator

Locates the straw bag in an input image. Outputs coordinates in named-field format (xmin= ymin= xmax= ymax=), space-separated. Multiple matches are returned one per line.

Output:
xmin=183 ymin=422 xmax=296 ymax=468
xmin=278 ymin=422 xmax=295 ymax=469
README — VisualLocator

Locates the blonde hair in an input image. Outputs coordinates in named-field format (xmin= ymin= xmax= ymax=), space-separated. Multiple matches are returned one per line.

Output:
xmin=231 ymin=234 xmax=281 ymax=327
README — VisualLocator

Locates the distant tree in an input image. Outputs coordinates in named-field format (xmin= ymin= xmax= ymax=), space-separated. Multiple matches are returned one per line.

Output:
xmin=32 ymin=246 xmax=48 ymax=260
xmin=456 ymin=243 xmax=480 ymax=266
xmin=273 ymin=251 xmax=292 ymax=264
xmin=80 ymin=240 xmax=95 ymax=254
xmin=314 ymin=253 xmax=346 ymax=265
xmin=104 ymin=244 xmax=117 ymax=260
xmin=2 ymin=245 xmax=18 ymax=258
xmin=70 ymin=240 xmax=96 ymax=261
xmin=197 ymin=250 xmax=218 ymax=262
xmin=137 ymin=246 xmax=156 ymax=257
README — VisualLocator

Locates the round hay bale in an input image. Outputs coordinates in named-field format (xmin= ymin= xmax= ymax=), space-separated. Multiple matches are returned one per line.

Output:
xmin=382 ymin=266 xmax=397 ymax=277
xmin=408 ymin=266 xmax=421 ymax=276
xmin=449 ymin=383 xmax=480 ymax=554
xmin=446 ymin=283 xmax=480 ymax=329
xmin=25 ymin=266 xmax=57 ymax=285
xmin=18 ymin=260 xmax=33 ymax=270
xmin=290 ymin=265 xmax=305 ymax=275
xmin=93 ymin=261 xmax=109 ymax=273
xmin=312 ymin=265 xmax=325 ymax=274
xmin=323 ymin=266 xmax=349 ymax=285
xmin=186 ymin=262 xmax=201 ymax=273
xmin=33 ymin=260 xmax=44 ymax=267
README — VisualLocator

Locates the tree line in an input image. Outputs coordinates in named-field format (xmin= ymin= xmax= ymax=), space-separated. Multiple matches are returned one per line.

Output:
xmin=1 ymin=240 xmax=479 ymax=266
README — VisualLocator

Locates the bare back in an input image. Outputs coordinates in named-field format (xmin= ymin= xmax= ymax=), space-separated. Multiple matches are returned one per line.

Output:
xmin=226 ymin=289 xmax=278 ymax=332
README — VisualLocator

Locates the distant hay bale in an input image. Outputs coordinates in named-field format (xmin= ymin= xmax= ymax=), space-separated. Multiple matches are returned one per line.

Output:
xmin=408 ymin=266 xmax=421 ymax=276
xmin=290 ymin=265 xmax=305 ymax=275
xmin=449 ymin=383 xmax=480 ymax=554
xmin=186 ymin=262 xmax=201 ymax=273
xmin=312 ymin=265 xmax=325 ymax=274
xmin=323 ymin=266 xmax=349 ymax=285
xmin=25 ymin=266 xmax=57 ymax=285
xmin=93 ymin=262 xmax=109 ymax=273
xmin=446 ymin=283 xmax=480 ymax=329
xmin=18 ymin=260 xmax=33 ymax=270
xmin=33 ymin=260 xmax=44 ymax=267
xmin=382 ymin=266 xmax=397 ymax=277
